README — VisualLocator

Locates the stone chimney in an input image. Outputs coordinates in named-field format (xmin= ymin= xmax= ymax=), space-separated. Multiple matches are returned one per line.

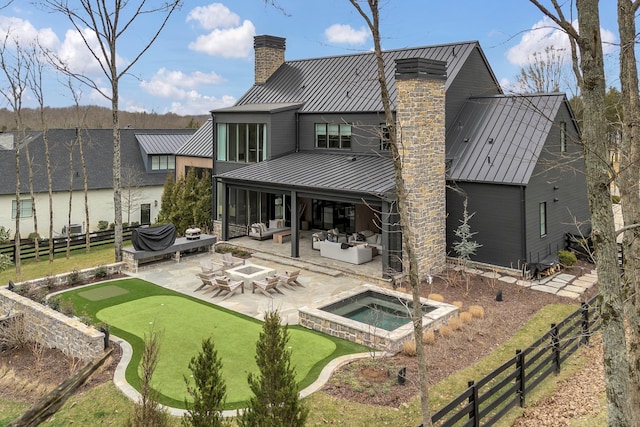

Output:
xmin=394 ymin=58 xmax=447 ymax=278
xmin=254 ymin=35 xmax=286 ymax=85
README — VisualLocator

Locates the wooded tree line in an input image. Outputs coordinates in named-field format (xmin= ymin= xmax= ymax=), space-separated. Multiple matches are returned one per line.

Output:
xmin=0 ymin=106 xmax=206 ymax=131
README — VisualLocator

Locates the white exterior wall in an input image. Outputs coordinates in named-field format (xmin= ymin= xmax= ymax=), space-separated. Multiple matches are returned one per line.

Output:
xmin=0 ymin=186 xmax=165 ymax=237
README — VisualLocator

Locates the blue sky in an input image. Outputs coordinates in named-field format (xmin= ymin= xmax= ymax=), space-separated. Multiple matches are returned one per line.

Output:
xmin=0 ymin=1 xmax=622 ymax=116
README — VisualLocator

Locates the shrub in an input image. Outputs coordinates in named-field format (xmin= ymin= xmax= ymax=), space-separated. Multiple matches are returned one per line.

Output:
xmin=448 ymin=317 xmax=463 ymax=331
xmin=0 ymin=314 xmax=27 ymax=350
xmin=460 ymin=311 xmax=473 ymax=324
xmin=94 ymin=265 xmax=108 ymax=279
xmin=422 ymin=330 xmax=436 ymax=345
xmin=402 ymin=340 xmax=417 ymax=356
xmin=27 ymin=232 xmax=41 ymax=242
xmin=47 ymin=296 xmax=61 ymax=311
xmin=469 ymin=305 xmax=485 ymax=319
xmin=427 ymin=293 xmax=444 ymax=302
xmin=611 ymin=194 xmax=621 ymax=204
xmin=558 ymin=249 xmax=577 ymax=266
xmin=68 ymin=268 xmax=80 ymax=285
xmin=439 ymin=325 xmax=453 ymax=338
xmin=452 ymin=300 xmax=464 ymax=310
xmin=44 ymin=274 xmax=56 ymax=290
xmin=0 ymin=253 xmax=12 ymax=273
xmin=0 ymin=225 xmax=11 ymax=243
xmin=97 ymin=220 xmax=109 ymax=231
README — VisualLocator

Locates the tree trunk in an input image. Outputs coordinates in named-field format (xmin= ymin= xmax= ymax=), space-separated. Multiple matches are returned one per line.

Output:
xmin=112 ymin=82 xmax=123 ymax=262
xmin=14 ymin=133 xmax=20 ymax=275
xmin=78 ymin=128 xmax=91 ymax=252
xmin=66 ymin=140 xmax=73 ymax=260
xmin=576 ymin=1 xmax=633 ymax=425
xmin=617 ymin=1 xmax=640 ymax=424
xmin=24 ymin=141 xmax=39 ymax=262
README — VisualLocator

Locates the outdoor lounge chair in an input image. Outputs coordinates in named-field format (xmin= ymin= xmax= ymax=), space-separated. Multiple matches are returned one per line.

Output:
xmin=195 ymin=272 xmax=223 ymax=293
xmin=251 ymin=275 xmax=283 ymax=298
xmin=213 ymin=276 xmax=244 ymax=301
xmin=220 ymin=253 xmax=244 ymax=270
xmin=276 ymin=270 xmax=304 ymax=290
xmin=200 ymin=259 xmax=223 ymax=274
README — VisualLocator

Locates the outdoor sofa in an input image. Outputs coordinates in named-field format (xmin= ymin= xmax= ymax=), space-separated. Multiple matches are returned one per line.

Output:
xmin=318 ymin=240 xmax=373 ymax=265
xmin=247 ymin=219 xmax=289 ymax=241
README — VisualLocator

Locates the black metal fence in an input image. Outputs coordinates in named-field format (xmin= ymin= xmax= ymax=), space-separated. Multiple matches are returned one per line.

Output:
xmin=423 ymin=295 xmax=601 ymax=427
xmin=0 ymin=226 xmax=139 ymax=262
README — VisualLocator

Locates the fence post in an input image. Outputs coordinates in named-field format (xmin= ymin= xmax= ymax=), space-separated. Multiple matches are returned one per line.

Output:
xmin=468 ymin=380 xmax=479 ymax=427
xmin=516 ymin=349 xmax=526 ymax=407
xmin=551 ymin=323 xmax=560 ymax=374
xmin=581 ymin=302 xmax=590 ymax=345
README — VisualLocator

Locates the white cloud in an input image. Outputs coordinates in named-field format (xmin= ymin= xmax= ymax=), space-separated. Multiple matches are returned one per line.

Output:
xmin=188 ymin=20 xmax=255 ymax=58
xmin=140 ymin=68 xmax=225 ymax=98
xmin=0 ymin=15 xmax=59 ymax=49
xmin=325 ymin=24 xmax=369 ymax=45
xmin=507 ymin=17 xmax=617 ymax=67
xmin=57 ymin=28 xmax=127 ymax=77
xmin=186 ymin=3 xmax=240 ymax=30
xmin=168 ymin=93 xmax=236 ymax=115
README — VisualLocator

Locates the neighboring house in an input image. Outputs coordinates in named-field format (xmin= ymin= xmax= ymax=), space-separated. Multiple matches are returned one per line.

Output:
xmin=0 ymin=128 xmax=194 ymax=237
xmin=178 ymin=35 xmax=589 ymax=276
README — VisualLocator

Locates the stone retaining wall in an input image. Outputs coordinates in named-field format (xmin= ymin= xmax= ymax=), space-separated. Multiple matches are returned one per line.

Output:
xmin=0 ymin=264 xmax=121 ymax=361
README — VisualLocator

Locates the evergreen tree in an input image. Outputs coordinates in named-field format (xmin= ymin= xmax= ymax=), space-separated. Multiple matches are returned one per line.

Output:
xmin=182 ymin=338 xmax=227 ymax=427
xmin=238 ymin=310 xmax=308 ymax=427
xmin=194 ymin=173 xmax=213 ymax=233
xmin=453 ymin=198 xmax=482 ymax=260
xmin=157 ymin=172 xmax=175 ymax=224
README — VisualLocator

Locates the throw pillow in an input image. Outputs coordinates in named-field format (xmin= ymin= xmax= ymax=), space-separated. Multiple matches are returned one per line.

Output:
xmin=361 ymin=229 xmax=375 ymax=238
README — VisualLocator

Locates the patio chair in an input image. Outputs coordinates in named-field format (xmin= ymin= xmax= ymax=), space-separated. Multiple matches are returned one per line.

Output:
xmin=251 ymin=275 xmax=283 ymax=298
xmin=276 ymin=270 xmax=304 ymax=290
xmin=220 ymin=252 xmax=244 ymax=270
xmin=213 ymin=276 xmax=244 ymax=301
xmin=200 ymin=259 xmax=223 ymax=274
xmin=195 ymin=272 xmax=223 ymax=293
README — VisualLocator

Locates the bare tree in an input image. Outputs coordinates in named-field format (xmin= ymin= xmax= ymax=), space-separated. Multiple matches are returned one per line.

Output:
xmin=121 ymin=165 xmax=145 ymax=225
xmin=515 ymin=45 xmax=566 ymax=93
xmin=347 ymin=1 xmax=433 ymax=424
xmin=616 ymin=1 xmax=640 ymax=424
xmin=44 ymin=0 xmax=183 ymax=262
xmin=0 ymin=31 xmax=29 ymax=275
xmin=65 ymin=134 xmax=75 ymax=259
xmin=529 ymin=1 xmax=634 ymax=425
xmin=26 ymin=41 xmax=55 ymax=263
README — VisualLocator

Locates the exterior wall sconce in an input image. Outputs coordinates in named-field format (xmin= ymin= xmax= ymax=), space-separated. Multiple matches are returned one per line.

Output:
xmin=154 ymin=200 xmax=158 ymax=207
xmin=554 ymin=197 xmax=560 ymax=202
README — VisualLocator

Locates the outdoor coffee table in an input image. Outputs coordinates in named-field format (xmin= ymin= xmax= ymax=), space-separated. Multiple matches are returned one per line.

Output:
xmin=225 ymin=263 xmax=276 ymax=286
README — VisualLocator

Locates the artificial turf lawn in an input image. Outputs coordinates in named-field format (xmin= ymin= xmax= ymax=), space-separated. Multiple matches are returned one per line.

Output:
xmin=62 ymin=278 xmax=370 ymax=409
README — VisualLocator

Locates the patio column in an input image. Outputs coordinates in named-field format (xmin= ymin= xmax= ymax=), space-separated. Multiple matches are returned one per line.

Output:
xmin=290 ymin=190 xmax=299 ymax=258
xmin=221 ymin=183 xmax=228 ymax=241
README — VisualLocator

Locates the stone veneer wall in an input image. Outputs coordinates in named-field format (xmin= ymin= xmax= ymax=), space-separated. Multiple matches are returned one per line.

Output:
xmin=395 ymin=59 xmax=447 ymax=279
xmin=0 ymin=287 xmax=104 ymax=361
xmin=254 ymin=35 xmax=285 ymax=85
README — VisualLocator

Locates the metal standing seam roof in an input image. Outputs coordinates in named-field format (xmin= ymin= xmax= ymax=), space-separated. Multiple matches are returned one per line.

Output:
xmin=136 ymin=133 xmax=191 ymax=154
xmin=446 ymin=93 xmax=567 ymax=185
xmin=217 ymin=151 xmax=396 ymax=197
xmin=235 ymin=41 xmax=496 ymax=113
xmin=176 ymin=118 xmax=213 ymax=157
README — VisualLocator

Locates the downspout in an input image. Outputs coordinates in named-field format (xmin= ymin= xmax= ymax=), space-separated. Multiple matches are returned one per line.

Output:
xmin=295 ymin=111 xmax=300 ymax=152
xmin=210 ymin=112 xmax=217 ymax=236
xmin=520 ymin=185 xmax=527 ymax=270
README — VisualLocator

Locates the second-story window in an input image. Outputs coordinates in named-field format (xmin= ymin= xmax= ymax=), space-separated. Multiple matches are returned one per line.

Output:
xmin=217 ymin=123 xmax=267 ymax=163
xmin=151 ymin=155 xmax=175 ymax=170
xmin=315 ymin=123 xmax=351 ymax=149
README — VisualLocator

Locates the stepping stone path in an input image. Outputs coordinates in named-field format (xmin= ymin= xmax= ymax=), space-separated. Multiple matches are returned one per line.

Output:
xmin=512 ymin=270 xmax=598 ymax=299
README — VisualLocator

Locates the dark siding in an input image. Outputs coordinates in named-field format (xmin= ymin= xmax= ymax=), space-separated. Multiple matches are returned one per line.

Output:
xmin=298 ymin=112 xmax=390 ymax=153
xmin=446 ymin=182 xmax=524 ymax=268
xmin=446 ymin=48 xmax=502 ymax=129
xmin=270 ymin=109 xmax=297 ymax=157
xmin=524 ymin=104 xmax=589 ymax=263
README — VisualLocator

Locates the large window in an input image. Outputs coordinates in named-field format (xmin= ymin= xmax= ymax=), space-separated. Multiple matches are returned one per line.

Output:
xmin=12 ymin=199 xmax=33 ymax=219
xmin=315 ymin=123 xmax=351 ymax=149
xmin=539 ymin=202 xmax=547 ymax=237
xmin=151 ymin=155 xmax=175 ymax=171
xmin=217 ymin=123 xmax=267 ymax=163
xmin=560 ymin=122 xmax=567 ymax=152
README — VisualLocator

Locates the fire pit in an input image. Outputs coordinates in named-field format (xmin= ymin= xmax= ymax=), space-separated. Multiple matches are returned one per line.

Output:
xmin=225 ymin=263 xmax=275 ymax=286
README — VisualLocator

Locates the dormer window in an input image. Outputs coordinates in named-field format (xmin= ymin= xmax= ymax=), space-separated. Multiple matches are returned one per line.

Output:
xmin=151 ymin=155 xmax=175 ymax=171
xmin=315 ymin=123 xmax=351 ymax=149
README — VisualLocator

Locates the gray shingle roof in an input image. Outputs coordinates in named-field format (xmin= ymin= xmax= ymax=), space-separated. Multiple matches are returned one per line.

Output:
xmin=234 ymin=41 xmax=497 ymax=113
xmin=0 ymin=128 xmax=195 ymax=194
xmin=446 ymin=93 xmax=568 ymax=185
xmin=136 ymin=133 xmax=191 ymax=154
xmin=217 ymin=151 xmax=395 ymax=198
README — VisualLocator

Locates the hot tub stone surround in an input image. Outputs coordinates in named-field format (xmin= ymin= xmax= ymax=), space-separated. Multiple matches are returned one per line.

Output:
xmin=298 ymin=284 xmax=458 ymax=353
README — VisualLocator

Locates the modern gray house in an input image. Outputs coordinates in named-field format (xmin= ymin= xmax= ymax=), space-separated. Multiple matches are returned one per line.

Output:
xmin=184 ymin=35 xmax=589 ymax=276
